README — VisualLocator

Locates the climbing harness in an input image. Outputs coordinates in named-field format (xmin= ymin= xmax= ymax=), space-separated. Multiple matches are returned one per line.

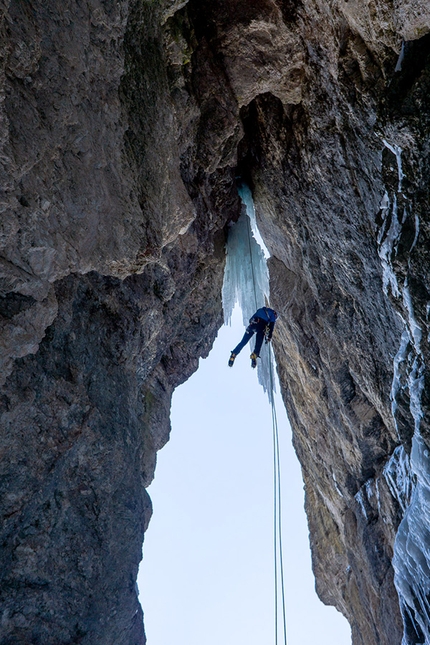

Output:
xmin=245 ymin=207 xmax=288 ymax=645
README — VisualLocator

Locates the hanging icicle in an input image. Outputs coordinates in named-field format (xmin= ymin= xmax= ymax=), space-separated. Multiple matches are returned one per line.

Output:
xmin=222 ymin=183 xmax=276 ymax=403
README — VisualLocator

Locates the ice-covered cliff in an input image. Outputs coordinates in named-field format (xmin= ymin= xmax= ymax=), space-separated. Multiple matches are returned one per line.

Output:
xmin=1 ymin=1 xmax=430 ymax=643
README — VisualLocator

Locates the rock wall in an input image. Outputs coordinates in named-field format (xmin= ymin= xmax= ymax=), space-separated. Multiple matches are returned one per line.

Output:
xmin=1 ymin=0 xmax=430 ymax=644
xmin=0 ymin=1 xmax=239 ymax=642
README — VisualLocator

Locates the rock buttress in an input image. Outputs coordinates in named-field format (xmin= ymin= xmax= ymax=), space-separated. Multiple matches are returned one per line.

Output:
xmin=0 ymin=0 xmax=240 ymax=642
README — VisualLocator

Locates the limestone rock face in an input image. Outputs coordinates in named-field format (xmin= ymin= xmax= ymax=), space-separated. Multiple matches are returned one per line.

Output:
xmin=1 ymin=0 xmax=430 ymax=644
xmin=1 ymin=1 xmax=238 ymax=642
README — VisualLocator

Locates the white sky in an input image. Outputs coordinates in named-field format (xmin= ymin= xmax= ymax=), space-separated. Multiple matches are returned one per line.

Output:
xmin=138 ymin=307 xmax=352 ymax=645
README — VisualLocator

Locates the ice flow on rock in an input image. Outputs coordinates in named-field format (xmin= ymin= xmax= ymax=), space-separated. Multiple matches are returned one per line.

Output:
xmin=379 ymin=140 xmax=430 ymax=645
xmin=222 ymin=184 xmax=276 ymax=403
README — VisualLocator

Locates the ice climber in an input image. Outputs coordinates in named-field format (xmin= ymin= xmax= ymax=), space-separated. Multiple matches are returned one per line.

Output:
xmin=228 ymin=307 xmax=278 ymax=368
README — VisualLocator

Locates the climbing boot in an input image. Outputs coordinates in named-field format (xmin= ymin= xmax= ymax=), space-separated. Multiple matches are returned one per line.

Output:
xmin=228 ymin=352 xmax=236 ymax=367
xmin=250 ymin=352 xmax=258 ymax=368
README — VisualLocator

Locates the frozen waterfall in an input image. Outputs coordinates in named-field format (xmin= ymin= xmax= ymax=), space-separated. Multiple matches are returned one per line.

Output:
xmin=378 ymin=140 xmax=430 ymax=644
xmin=222 ymin=184 xmax=276 ymax=403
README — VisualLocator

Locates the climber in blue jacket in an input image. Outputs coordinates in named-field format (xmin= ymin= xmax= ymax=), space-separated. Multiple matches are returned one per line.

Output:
xmin=228 ymin=307 xmax=278 ymax=368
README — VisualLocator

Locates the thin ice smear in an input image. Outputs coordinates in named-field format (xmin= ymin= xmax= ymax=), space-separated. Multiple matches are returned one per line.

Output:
xmin=395 ymin=41 xmax=405 ymax=73
xmin=377 ymin=191 xmax=401 ymax=298
xmin=383 ymin=446 xmax=412 ymax=514
xmin=390 ymin=327 xmax=409 ymax=436
xmin=238 ymin=184 xmax=270 ymax=259
xmin=378 ymin=140 xmax=430 ymax=645
xmin=390 ymin=292 xmax=428 ymax=645
xmin=382 ymin=139 xmax=404 ymax=192
xmin=222 ymin=184 xmax=276 ymax=403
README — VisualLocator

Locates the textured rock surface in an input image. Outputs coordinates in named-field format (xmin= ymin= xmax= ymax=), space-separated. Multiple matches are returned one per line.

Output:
xmin=0 ymin=1 xmax=239 ymax=642
xmin=1 ymin=0 xmax=430 ymax=644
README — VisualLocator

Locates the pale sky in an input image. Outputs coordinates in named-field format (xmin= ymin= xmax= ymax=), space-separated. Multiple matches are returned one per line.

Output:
xmin=137 ymin=307 xmax=352 ymax=645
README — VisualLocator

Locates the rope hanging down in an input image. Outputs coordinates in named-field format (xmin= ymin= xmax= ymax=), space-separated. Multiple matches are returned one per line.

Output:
xmin=245 ymin=207 xmax=288 ymax=645
xmin=269 ymin=345 xmax=288 ymax=645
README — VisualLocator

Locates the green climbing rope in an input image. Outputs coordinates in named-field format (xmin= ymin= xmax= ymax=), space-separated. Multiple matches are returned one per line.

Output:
xmin=244 ymin=198 xmax=288 ymax=645
xmin=269 ymin=344 xmax=288 ymax=645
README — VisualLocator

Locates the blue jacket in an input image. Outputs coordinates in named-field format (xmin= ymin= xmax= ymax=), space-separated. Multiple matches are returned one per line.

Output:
xmin=249 ymin=307 xmax=278 ymax=341
xmin=253 ymin=307 xmax=277 ymax=323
